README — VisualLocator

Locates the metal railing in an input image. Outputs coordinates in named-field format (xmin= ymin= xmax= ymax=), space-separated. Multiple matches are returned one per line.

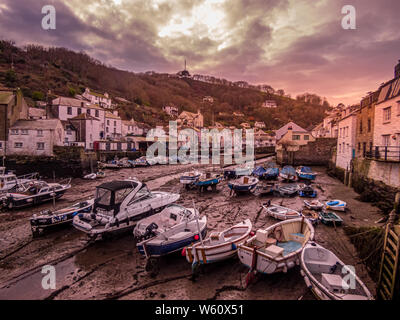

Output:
xmin=366 ymin=146 xmax=400 ymax=162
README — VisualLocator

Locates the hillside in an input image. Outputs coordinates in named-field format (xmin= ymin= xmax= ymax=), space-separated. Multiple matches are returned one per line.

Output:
xmin=0 ymin=40 xmax=330 ymax=129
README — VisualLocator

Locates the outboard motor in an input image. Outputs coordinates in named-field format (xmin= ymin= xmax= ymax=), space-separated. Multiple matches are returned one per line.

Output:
xmin=139 ymin=222 xmax=159 ymax=241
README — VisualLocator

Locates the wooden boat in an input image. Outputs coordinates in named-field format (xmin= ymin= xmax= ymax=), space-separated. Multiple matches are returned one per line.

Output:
xmin=304 ymin=199 xmax=324 ymax=210
xmin=298 ymin=184 xmax=317 ymax=198
xmin=277 ymin=184 xmax=299 ymax=197
xmin=319 ymin=211 xmax=343 ymax=226
xmin=301 ymin=209 xmax=319 ymax=225
xmin=279 ymin=166 xmax=298 ymax=182
xmin=228 ymin=176 xmax=258 ymax=194
xmin=30 ymin=199 xmax=94 ymax=236
xmin=296 ymin=166 xmax=317 ymax=181
xmin=300 ymin=242 xmax=374 ymax=300
xmin=263 ymin=203 xmax=302 ymax=220
xmin=255 ymin=182 xmax=276 ymax=196
xmin=238 ymin=218 xmax=315 ymax=274
xmin=194 ymin=173 xmax=221 ymax=192
xmin=180 ymin=170 xmax=201 ymax=188
xmin=185 ymin=219 xmax=252 ymax=265
xmin=325 ymin=200 xmax=347 ymax=212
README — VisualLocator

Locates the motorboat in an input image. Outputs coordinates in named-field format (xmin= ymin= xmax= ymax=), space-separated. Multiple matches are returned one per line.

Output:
xmin=296 ymin=166 xmax=317 ymax=181
xmin=0 ymin=167 xmax=39 ymax=193
xmin=228 ymin=176 xmax=259 ymax=194
xmin=279 ymin=166 xmax=298 ymax=182
xmin=263 ymin=203 xmax=302 ymax=220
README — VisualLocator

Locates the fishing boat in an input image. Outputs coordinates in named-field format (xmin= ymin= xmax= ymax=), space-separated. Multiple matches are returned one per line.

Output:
xmin=0 ymin=179 xmax=71 ymax=209
xmin=263 ymin=203 xmax=302 ymax=220
xmin=325 ymin=200 xmax=347 ymax=212
xmin=303 ymin=199 xmax=324 ymax=210
xmin=296 ymin=166 xmax=317 ymax=181
xmin=228 ymin=176 xmax=259 ymax=194
xmin=319 ymin=211 xmax=343 ymax=226
xmin=30 ymin=199 xmax=94 ymax=236
xmin=301 ymin=209 xmax=319 ymax=225
xmin=180 ymin=171 xmax=201 ymax=188
xmin=277 ymin=184 xmax=299 ymax=197
xmin=0 ymin=167 xmax=39 ymax=193
xmin=238 ymin=217 xmax=314 ymax=274
xmin=279 ymin=166 xmax=298 ymax=182
xmin=255 ymin=182 xmax=276 ymax=196
xmin=72 ymin=178 xmax=180 ymax=238
xmin=194 ymin=173 xmax=221 ymax=192
xmin=298 ymin=184 xmax=317 ymax=198
xmin=185 ymin=219 xmax=252 ymax=265
xmin=300 ymin=242 xmax=373 ymax=300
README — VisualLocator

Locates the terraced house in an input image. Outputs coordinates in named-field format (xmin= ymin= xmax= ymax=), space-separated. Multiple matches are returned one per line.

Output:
xmin=82 ymin=88 xmax=112 ymax=109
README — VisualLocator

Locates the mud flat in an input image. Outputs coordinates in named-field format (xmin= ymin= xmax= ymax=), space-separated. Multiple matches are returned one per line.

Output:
xmin=0 ymin=160 xmax=383 ymax=300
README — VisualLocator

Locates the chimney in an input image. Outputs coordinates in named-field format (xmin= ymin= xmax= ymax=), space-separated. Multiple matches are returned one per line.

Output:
xmin=395 ymin=60 xmax=400 ymax=78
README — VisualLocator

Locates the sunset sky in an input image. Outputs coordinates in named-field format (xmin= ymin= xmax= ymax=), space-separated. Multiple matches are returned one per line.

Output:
xmin=0 ymin=0 xmax=399 ymax=105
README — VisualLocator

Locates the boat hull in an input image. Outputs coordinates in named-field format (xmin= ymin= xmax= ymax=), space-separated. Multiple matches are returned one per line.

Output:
xmin=3 ymin=188 xmax=69 ymax=209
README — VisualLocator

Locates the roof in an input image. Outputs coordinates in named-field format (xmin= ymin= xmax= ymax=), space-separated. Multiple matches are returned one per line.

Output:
xmin=11 ymin=119 xmax=61 ymax=130
xmin=377 ymin=77 xmax=400 ymax=104
xmin=276 ymin=122 xmax=308 ymax=141
xmin=70 ymin=113 xmax=100 ymax=121
xmin=178 ymin=111 xmax=200 ymax=119
xmin=86 ymin=88 xmax=109 ymax=99
xmin=105 ymin=112 xmax=121 ymax=120
xmin=53 ymin=96 xmax=88 ymax=107
xmin=97 ymin=180 xmax=138 ymax=192
xmin=0 ymin=91 xmax=14 ymax=105
xmin=29 ymin=107 xmax=46 ymax=117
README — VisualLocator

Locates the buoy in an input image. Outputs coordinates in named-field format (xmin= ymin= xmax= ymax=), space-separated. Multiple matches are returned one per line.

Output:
xmin=194 ymin=234 xmax=199 ymax=241
xmin=181 ymin=247 xmax=186 ymax=256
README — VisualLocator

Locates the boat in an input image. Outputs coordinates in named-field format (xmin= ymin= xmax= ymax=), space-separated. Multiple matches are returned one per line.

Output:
xmin=98 ymin=160 xmax=121 ymax=169
xmin=255 ymin=182 xmax=276 ymax=196
xmin=325 ymin=200 xmax=347 ymax=212
xmin=83 ymin=173 xmax=97 ymax=180
xmin=0 ymin=179 xmax=71 ymax=209
xmin=223 ymin=168 xmax=237 ymax=179
xmin=263 ymin=162 xmax=280 ymax=180
xmin=134 ymin=156 xmax=150 ymax=167
xmin=180 ymin=171 xmax=201 ymax=188
xmin=72 ymin=178 xmax=180 ymax=238
xmin=277 ymin=184 xmax=299 ymax=197
xmin=194 ymin=173 xmax=221 ymax=192
xmin=296 ymin=166 xmax=317 ymax=181
xmin=301 ymin=209 xmax=319 ymax=225
xmin=137 ymin=212 xmax=207 ymax=258
xmin=235 ymin=165 xmax=253 ymax=177
xmin=263 ymin=203 xmax=302 ymax=220
xmin=279 ymin=166 xmax=298 ymax=182
xmin=0 ymin=167 xmax=39 ymax=193
xmin=228 ymin=176 xmax=259 ymax=194
xmin=298 ymin=184 xmax=317 ymax=198
xmin=96 ymin=171 xmax=106 ymax=179
xmin=30 ymin=199 xmax=94 ymax=236
xmin=300 ymin=242 xmax=374 ymax=300
xmin=252 ymin=166 xmax=267 ymax=179
xmin=118 ymin=157 xmax=133 ymax=168
xmin=185 ymin=219 xmax=252 ymax=265
xmin=319 ymin=211 xmax=343 ymax=226
xmin=303 ymin=199 xmax=324 ymax=210
xmin=238 ymin=217 xmax=315 ymax=274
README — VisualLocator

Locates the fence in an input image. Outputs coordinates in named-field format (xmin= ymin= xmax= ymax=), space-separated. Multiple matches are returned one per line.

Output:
xmin=366 ymin=146 xmax=400 ymax=162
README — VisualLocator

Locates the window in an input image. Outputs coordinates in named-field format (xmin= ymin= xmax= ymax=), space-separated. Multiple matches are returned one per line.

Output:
xmin=383 ymin=107 xmax=391 ymax=122
xmin=87 ymin=109 xmax=91 ymax=115
xmin=21 ymin=129 xmax=28 ymax=135
xmin=114 ymin=121 xmax=117 ymax=127
xmin=107 ymin=120 xmax=110 ymax=126
xmin=339 ymin=144 xmax=341 ymax=153
xmin=66 ymin=130 xmax=72 ymax=135
xmin=367 ymin=118 xmax=371 ymax=132
xmin=358 ymin=143 xmax=361 ymax=151
xmin=0 ymin=142 xmax=2 ymax=149
xmin=14 ymin=142 xmax=23 ymax=148
xmin=382 ymin=135 xmax=390 ymax=146
xmin=67 ymin=107 xmax=72 ymax=115
xmin=359 ymin=120 xmax=363 ymax=134
xmin=292 ymin=135 xmax=300 ymax=140
xmin=106 ymin=127 xmax=109 ymax=133
xmin=37 ymin=142 xmax=45 ymax=150
xmin=11 ymin=129 xmax=18 ymax=135
xmin=304 ymin=135 xmax=309 ymax=140
xmin=37 ymin=129 xmax=43 ymax=136
xmin=95 ymin=110 xmax=99 ymax=118
xmin=77 ymin=108 xmax=82 ymax=115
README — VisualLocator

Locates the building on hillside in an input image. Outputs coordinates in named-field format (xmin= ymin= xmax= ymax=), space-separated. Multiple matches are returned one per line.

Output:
xmin=276 ymin=127 xmax=315 ymax=148
xmin=82 ymin=88 xmax=112 ymax=109
xmin=62 ymin=121 xmax=78 ymax=146
xmin=163 ymin=104 xmax=179 ymax=117
xmin=105 ymin=112 xmax=122 ymax=140
xmin=233 ymin=112 xmax=244 ymax=117
xmin=7 ymin=119 xmax=64 ymax=156
xmin=177 ymin=110 xmax=204 ymax=128
xmin=336 ymin=107 xmax=358 ymax=170
xmin=355 ymin=90 xmax=380 ymax=158
xmin=203 ymin=96 xmax=214 ymax=103
xmin=275 ymin=121 xmax=308 ymax=141
xmin=312 ymin=113 xmax=340 ymax=139
xmin=28 ymin=107 xmax=47 ymax=120
xmin=254 ymin=121 xmax=266 ymax=129
xmin=254 ymin=129 xmax=276 ymax=147
xmin=262 ymin=100 xmax=277 ymax=108
xmin=68 ymin=114 xmax=101 ymax=150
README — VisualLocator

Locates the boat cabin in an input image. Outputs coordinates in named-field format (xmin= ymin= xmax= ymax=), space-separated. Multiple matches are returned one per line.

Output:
xmin=0 ymin=167 xmax=18 ymax=191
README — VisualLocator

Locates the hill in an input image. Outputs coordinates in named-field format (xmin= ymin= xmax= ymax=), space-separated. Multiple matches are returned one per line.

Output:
xmin=0 ymin=40 xmax=330 ymax=129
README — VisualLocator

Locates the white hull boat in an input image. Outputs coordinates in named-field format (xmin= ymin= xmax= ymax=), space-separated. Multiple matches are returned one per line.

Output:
xmin=228 ymin=176 xmax=259 ymax=193
xmin=325 ymin=200 xmax=347 ymax=212
xmin=180 ymin=171 xmax=201 ymax=185
xmin=300 ymin=242 xmax=374 ymax=300
xmin=238 ymin=218 xmax=314 ymax=274
xmin=263 ymin=204 xmax=302 ymax=221
xmin=185 ymin=219 xmax=252 ymax=265
xmin=0 ymin=167 xmax=39 ymax=193
xmin=304 ymin=199 xmax=324 ymax=210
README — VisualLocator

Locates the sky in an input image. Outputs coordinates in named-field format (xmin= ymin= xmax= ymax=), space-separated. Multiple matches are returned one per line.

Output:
xmin=0 ymin=0 xmax=399 ymax=106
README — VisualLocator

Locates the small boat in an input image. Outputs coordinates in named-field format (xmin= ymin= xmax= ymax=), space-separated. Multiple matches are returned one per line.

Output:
xmin=185 ymin=219 xmax=252 ymax=265
xmin=252 ymin=166 xmax=267 ymax=179
xmin=300 ymin=242 xmax=374 ymax=300
xmin=304 ymin=199 xmax=324 ymax=210
xmin=296 ymin=166 xmax=317 ymax=181
xmin=0 ymin=179 xmax=71 ymax=209
xmin=319 ymin=211 xmax=343 ymax=226
xmin=134 ymin=156 xmax=150 ymax=167
xmin=118 ymin=157 xmax=133 ymax=168
xmin=96 ymin=171 xmax=106 ymax=179
xmin=194 ymin=173 xmax=221 ymax=192
xmin=277 ymin=184 xmax=299 ymax=197
xmin=238 ymin=217 xmax=315 ymax=274
xmin=228 ymin=176 xmax=259 ymax=194
xmin=30 ymin=199 xmax=94 ymax=236
xmin=83 ymin=173 xmax=97 ymax=180
xmin=279 ymin=166 xmax=298 ymax=182
xmin=263 ymin=203 xmax=302 ymax=220
xmin=73 ymin=178 xmax=180 ymax=238
xmin=325 ymin=200 xmax=347 ymax=212
xmin=223 ymin=168 xmax=237 ymax=179
xmin=301 ymin=209 xmax=319 ymax=225
xmin=0 ymin=167 xmax=39 ymax=193
xmin=235 ymin=166 xmax=253 ymax=177
xmin=255 ymin=182 xmax=276 ymax=196
xmin=137 ymin=213 xmax=207 ymax=258
xmin=263 ymin=162 xmax=280 ymax=180
xmin=298 ymin=184 xmax=317 ymax=198
xmin=180 ymin=171 xmax=201 ymax=188
xmin=98 ymin=160 xmax=121 ymax=169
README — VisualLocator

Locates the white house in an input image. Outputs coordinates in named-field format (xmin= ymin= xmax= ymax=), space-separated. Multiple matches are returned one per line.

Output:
xmin=82 ymin=88 xmax=112 ymax=109
xmin=177 ymin=110 xmax=204 ymax=128
xmin=122 ymin=118 xmax=144 ymax=136
xmin=275 ymin=121 xmax=308 ymax=141
xmin=254 ymin=121 xmax=266 ymax=129
xmin=163 ymin=104 xmax=179 ymax=117
xmin=7 ymin=119 xmax=65 ymax=156
xmin=203 ymin=96 xmax=214 ymax=103
xmin=105 ymin=112 xmax=122 ymax=139
xmin=262 ymin=100 xmax=277 ymax=108
xmin=336 ymin=107 xmax=358 ymax=170
xmin=254 ymin=129 xmax=276 ymax=148
xmin=68 ymin=113 xmax=101 ymax=150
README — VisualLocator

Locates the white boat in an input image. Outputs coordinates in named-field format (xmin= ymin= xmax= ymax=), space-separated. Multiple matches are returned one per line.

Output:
xmin=238 ymin=218 xmax=314 ymax=274
xmin=180 ymin=171 xmax=201 ymax=186
xmin=0 ymin=167 xmax=39 ymax=193
xmin=300 ymin=242 xmax=374 ymax=300
xmin=325 ymin=200 xmax=347 ymax=212
xmin=277 ymin=184 xmax=299 ymax=196
xmin=228 ymin=176 xmax=259 ymax=193
xmin=83 ymin=173 xmax=97 ymax=180
xmin=185 ymin=219 xmax=252 ymax=265
xmin=304 ymin=199 xmax=324 ymax=210
xmin=263 ymin=203 xmax=302 ymax=220
xmin=73 ymin=178 xmax=180 ymax=238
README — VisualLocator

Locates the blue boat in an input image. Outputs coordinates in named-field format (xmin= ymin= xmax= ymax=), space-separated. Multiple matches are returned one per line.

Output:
xmin=195 ymin=173 xmax=221 ymax=192
xmin=298 ymin=185 xmax=317 ymax=198
xmin=252 ymin=166 xmax=267 ymax=179
xmin=264 ymin=167 xmax=279 ymax=180
xmin=279 ymin=166 xmax=298 ymax=182
xmin=296 ymin=166 xmax=317 ymax=180
xmin=228 ymin=176 xmax=259 ymax=194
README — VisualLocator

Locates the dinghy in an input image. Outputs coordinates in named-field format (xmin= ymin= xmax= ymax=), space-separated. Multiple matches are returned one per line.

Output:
xmin=304 ymin=199 xmax=324 ymax=211
xmin=300 ymin=242 xmax=373 ymax=300
xmin=277 ymin=184 xmax=299 ymax=197
xmin=185 ymin=219 xmax=252 ymax=265
xmin=325 ymin=200 xmax=347 ymax=212
xmin=263 ymin=203 xmax=302 ymax=220
xmin=301 ymin=209 xmax=319 ymax=225
xmin=255 ymin=182 xmax=276 ymax=196
xmin=73 ymin=178 xmax=180 ymax=238
xmin=98 ymin=160 xmax=121 ymax=169
xmin=228 ymin=176 xmax=259 ymax=194
xmin=194 ymin=173 xmax=221 ymax=192
xmin=238 ymin=217 xmax=314 ymax=274
xmin=30 ymin=199 xmax=94 ymax=236
xmin=180 ymin=171 xmax=201 ymax=188
xmin=296 ymin=166 xmax=317 ymax=181
xmin=279 ymin=166 xmax=298 ymax=182
xmin=298 ymin=184 xmax=317 ymax=198
xmin=319 ymin=211 xmax=343 ymax=226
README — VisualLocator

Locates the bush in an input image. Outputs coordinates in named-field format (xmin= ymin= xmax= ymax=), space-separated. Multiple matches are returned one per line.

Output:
xmin=32 ymin=91 xmax=45 ymax=101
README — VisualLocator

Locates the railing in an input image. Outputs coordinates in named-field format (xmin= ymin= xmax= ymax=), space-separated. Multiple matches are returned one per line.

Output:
xmin=366 ymin=146 xmax=400 ymax=162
